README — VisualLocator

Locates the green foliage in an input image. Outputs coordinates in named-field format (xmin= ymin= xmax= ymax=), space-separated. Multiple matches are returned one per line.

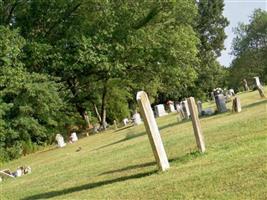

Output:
xmin=229 ymin=9 xmax=267 ymax=89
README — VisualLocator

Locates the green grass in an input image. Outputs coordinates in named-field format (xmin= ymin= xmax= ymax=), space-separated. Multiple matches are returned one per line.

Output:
xmin=1 ymin=89 xmax=267 ymax=200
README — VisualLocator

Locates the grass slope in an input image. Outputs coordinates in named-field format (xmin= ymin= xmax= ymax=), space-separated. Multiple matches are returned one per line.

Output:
xmin=1 ymin=89 xmax=267 ymax=200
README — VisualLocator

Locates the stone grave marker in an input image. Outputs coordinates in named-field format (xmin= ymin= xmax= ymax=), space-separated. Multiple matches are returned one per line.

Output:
xmin=187 ymin=97 xmax=206 ymax=153
xmin=215 ymin=94 xmax=227 ymax=113
xmin=181 ymin=100 xmax=190 ymax=119
xmin=232 ymin=97 xmax=241 ymax=113
xmin=197 ymin=101 xmax=202 ymax=116
xmin=133 ymin=112 xmax=142 ymax=125
xmin=137 ymin=91 xmax=170 ymax=171
xmin=254 ymin=76 xmax=265 ymax=98
xmin=243 ymin=79 xmax=249 ymax=91
xmin=55 ymin=134 xmax=66 ymax=148
xmin=154 ymin=104 xmax=168 ymax=117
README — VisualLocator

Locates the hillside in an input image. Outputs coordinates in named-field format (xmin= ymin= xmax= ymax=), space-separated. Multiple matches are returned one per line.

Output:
xmin=1 ymin=89 xmax=267 ymax=200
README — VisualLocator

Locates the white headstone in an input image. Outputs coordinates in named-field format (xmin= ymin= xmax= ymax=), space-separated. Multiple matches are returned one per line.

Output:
xmin=123 ymin=118 xmax=129 ymax=126
xmin=169 ymin=104 xmax=176 ymax=112
xmin=55 ymin=134 xmax=66 ymax=148
xmin=254 ymin=76 xmax=261 ymax=87
xmin=137 ymin=91 xmax=170 ymax=171
xmin=133 ymin=113 xmax=142 ymax=125
xmin=70 ymin=132 xmax=78 ymax=142
xmin=154 ymin=104 xmax=167 ymax=117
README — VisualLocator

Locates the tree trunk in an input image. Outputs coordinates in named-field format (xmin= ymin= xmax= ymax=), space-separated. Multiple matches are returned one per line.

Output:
xmin=94 ymin=104 xmax=102 ymax=123
xmin=100 ymin=81 xmax=108 ymax=130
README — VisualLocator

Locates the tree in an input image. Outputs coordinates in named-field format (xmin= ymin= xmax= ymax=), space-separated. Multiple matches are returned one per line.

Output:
xmin=195 ymin=0 xmax=229 ymax=98
xmin=229 ymin=9 xmax=267 ymax=89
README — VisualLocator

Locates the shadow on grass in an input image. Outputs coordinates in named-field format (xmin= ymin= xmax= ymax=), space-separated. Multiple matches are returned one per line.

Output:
xmin=92 ymin=121 xmax=182 ymax=151
xmin=243 ymin=99 xmax=267 ymax=109
xmin=99 ymin=150 xmax=203 ymax=176
xmin=21 ymin=170 xmax=157 ymax=200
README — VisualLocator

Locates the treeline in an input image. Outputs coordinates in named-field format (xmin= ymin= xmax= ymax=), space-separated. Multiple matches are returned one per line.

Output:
xmin=228 ymin=9 xmax=267 ymax=89
xmin=0 ymin=0 xmax=228 ymax=162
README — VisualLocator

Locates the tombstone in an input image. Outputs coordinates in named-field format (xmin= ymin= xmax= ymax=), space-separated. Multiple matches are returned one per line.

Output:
xmin=243 ymin=79 xmax=249 ymax=91
xmin=136 ymin=91 xmax=170 ymax=171
xmin=123 ymin=118 xmax=129 ymax=126
xmin=254 ymin=76 xmax=265 ymax=98
xmin=232 ymin=97 xmax=241 ymax=113
xmin=187 ymin=97 xmax=205 ymax=153
xmin=132 ymin=112 xmax=142 ymax=125
xmin=176 ymin=103 xmax=185 ymax=120
xmin=55 ymin=134 xmax=66 ymax=148
xmin=229 ymin=89 xmax=235 ymax=96
xmin=210 ymin=92 xmax=215 ymax=101
xmin=197 ymin=101 xmax=202 ymax=116
xmin=215 ymin=94 xmax=228 ymax=113
xmin=201 ymin=108 xmax=214 ymax=116
xmin=70 ymin=132 xmax=78 ymax=142
xmin=182 ymin=100 xmax=190 ymax=119
xmin=169 ymin=104 xmax=176 ymax=112
xmin=154 ymin=104 xmax=168 ymax=117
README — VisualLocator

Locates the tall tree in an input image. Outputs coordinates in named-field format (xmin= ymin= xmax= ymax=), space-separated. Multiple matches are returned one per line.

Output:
xmin=195 ymin=0 xmax=229 ymax=98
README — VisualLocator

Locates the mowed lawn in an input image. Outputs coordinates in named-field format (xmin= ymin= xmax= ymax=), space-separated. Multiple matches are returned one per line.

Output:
xmin=1 ymin=89 xmax=267 ymax=200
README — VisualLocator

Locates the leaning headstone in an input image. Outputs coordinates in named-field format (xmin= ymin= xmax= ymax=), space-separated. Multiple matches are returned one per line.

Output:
xmin=137 ymin=91 xmax=170 ymax=171
xmin=113 ymin=120 xmax=117 ymax=130
xmin=55 ymin=134 xmax=66 ymax=148
xmin=232 ymin=97 xmax=241 ymax=113
xmin=182 ymin=100 xmax=190 ymax=119
xmin=169 ymin=104 xmax=176 ymax=112
xmin=187 ymin=97 xmax=205 ymax=153
xmin=243 ymin=79 xmax=250 ymax=91
xmin=132 ymin=112 xmax=142 ymax=125
xmin=254 ymin=76 xmax=265 ymax=98
xmin=176 ymin=103 xmax=185 ymax=120
xmin=215 ymin=94 xmax=227 ymax=113
xmin=154 ymin=104 xmax=168 ymax=117
xmin=229 ymin=89 xmax=235 ymax=96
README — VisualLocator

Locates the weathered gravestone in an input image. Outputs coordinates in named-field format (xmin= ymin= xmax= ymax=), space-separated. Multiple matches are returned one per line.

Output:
xmin=243 ymin=79 xmax=249 ymax=91
xmin=154 ymin=104 xmax=168 ymax=117
xmin=187 ymin=97 xmax=206 ymax=153
xmin=55 ymin=134 xmax=66 ymax=148
xmin=197 ymin=101 xmax=202 ymax=116
xmin=232 ymin=97 xmax=241 ymax=113
xmin=137 ymin=91 xmax=170 ymax=171
xmin=181 ymin=100 xmax=190 ymax=119
xmin=132 ymin=112 xmax=142 ymax=125
xmin=215 ymin=94 xmax=227 ymax=113
xmin=70 ymin=132 xmax=78 ymax=142
xmin=254 ymin=76 xmax=265 ymax=98
xmin=176 ymin=103 xmax=185 ymax=120
xmin=169 ymin=103 xmax=176 ymax=113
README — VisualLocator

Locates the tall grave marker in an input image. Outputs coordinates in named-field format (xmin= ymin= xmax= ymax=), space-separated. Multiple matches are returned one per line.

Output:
xmin=137 ymin=91 xmax=170 ymax=171
xmin=254 ymin=76 xmax=265 ymax=98
xmin=187 ymin=97 xmax=206 ymax=153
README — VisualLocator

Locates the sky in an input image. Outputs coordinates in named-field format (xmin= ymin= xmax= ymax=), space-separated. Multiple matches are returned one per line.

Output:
xmin=217 ymin=0 xmax=267 ymax=67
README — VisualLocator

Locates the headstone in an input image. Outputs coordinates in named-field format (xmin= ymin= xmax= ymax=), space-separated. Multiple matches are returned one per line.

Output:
xmin=187 ymin=97 xmax=205 ymax=153
xmin=123 ymin=118 xmax=129 ymax=126
xmin=169 ymin=104 xmax=176 ymax=112
xmin=133 ymin=112 xmax=142 ymax=125
xmin=154 ymin=104 xmax=168 ymax=117
xmin=229 ymin=89 xmax=235 ymax=96
xmin=137 ymin=91 xmax=170 ymax=171
xmin=197 ymin=101 xmax=202 ymax=116
xmin=55 ymin=134 xmax=66 ymax=148
xmin=254 ymin=77 xmax=265 ymax=97
xmin=182 ymin=100 xmax=190 ymax=119
xmin=232 ymin=97 xmax=241 ymax=113
xmin=243 ymin=79 xmax=250 ymax=91
xmin=211 ymin=92 xmax=215 ymax=101
xmin=176 ymin=103 xmax=185 ymax=120
xmin=70 ymin=132 xmax=78 ymax=142
xmin=215 ymin=94 xmax=227 ymax=113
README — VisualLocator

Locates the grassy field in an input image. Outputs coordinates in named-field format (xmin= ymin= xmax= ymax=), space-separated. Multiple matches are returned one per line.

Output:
xmin=1 ymin=89 xmax=267 ymax=200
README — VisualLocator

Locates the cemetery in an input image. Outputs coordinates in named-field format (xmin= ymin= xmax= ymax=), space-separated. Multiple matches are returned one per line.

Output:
xmin=0 ymin=1 xmax=267 ymax=200
xmin=1 ymin=87 xmax=266 ymax=199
